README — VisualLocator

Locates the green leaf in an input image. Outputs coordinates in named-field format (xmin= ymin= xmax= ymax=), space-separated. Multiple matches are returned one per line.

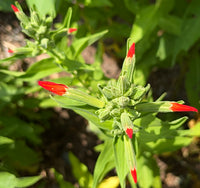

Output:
xmin=0 ymin=58 xmax=61 ymax=81
xmin=51 ymin=95 xmax=113 ymax=130
xmin=185 ymin=50 xmax=200 ymax=109
xmin=19 ymin=58 xmax=61 ymax=81
xmin=130 ymin=5 xmax=160 ymax=43
xmin=3 ymin=140 xmax=39 ymax=168
xmin=134 ymin=115 xmax=191 ymax=153
xmin=0 ymin=136 xmax=14 ymax=145
xmin=113 ymin=136 xmax=128 ymax=188
xmin=53 ymin=168 xmax=74 ymax=188
xmin=158 ymin=15 xmax=182 ymax=36
xmin=68 ymin=30 xmax=108 ymax=59
xmin=84 ymin=0 xmax=113 ymax=7
xmin=0 ymin=172 xmax=17 ymax=188
xmin=0 ymin=0 xmax=15 ymax=12
xmin=16 ymin=175 xmax=42 ymax=187
xmin=0 ymin=116 xmax=41 ymax=145
xmin=68 ymin=152 xmax=93 ymax=188
xmin=26 ymin=0 xmax=61 ymax=17
xmin=137 ymin=154 xmax=161 ymax=188
xmin=172 ymin=0 xmax=200 ymax=63
xmin=93 ymin=139 xmax=115 ymax=188
xmin=62 ymin=7 xmax=72 ymax=29
xmin=0 ymin=172 xmax=41 ymax=188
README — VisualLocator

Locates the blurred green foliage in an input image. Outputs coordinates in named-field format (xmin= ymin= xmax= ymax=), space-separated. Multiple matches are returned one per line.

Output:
xmin=0 ymin=0 xmax=200 ymax=187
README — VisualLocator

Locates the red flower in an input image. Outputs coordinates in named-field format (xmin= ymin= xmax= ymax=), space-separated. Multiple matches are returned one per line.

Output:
xmin=126 ymin=128 xmax=133 ymax=139
xmin=131 ymin=167 xmax=137 ymax=183
xmin=11 ymin=4 xmax=20 ymax=13
xmin=68 ymin=28 xmax=77 ymax=34
xmin=170 ymin=102 xmax=198 ymax=112
xmin=38 ymin=81 xmax=68 ymax=96
xmin=127 ymin=42 xmax=135 ymax=58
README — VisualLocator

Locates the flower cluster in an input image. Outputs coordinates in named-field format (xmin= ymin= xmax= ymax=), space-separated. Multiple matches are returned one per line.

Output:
xmin=10 ymin=4 xmax=77 ymax=58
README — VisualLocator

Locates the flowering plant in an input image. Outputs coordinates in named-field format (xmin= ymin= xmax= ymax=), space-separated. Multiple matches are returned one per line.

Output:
xmin=38 ymin=42 xmax=198 ymax=187
xmin=1 ymin=2 xmax=199 ymax=188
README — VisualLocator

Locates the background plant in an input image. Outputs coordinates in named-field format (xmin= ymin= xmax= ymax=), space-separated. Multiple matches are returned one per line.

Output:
xmin=0 ymin=0 xmax=200 ymax=188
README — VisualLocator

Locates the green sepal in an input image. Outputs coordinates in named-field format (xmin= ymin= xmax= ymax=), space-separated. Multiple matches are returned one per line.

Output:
xmin=65 ymin=88 xmax=105 ymax=109
xmin=121 ymin=55 xmax=136 ymax=83
xmin=121 ymin=112 xmax=133 ymax=130
xmin=135 ymin=101 xmax=172 ymax=113
xmin=117 ymin=76 xmax=130 ymax=95
xmin=131 ymin=84 xmax=150 ymax=101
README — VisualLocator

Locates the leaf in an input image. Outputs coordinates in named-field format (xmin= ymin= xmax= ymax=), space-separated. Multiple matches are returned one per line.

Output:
xmin=134 ymin=115 xmax=191 ymax=153
xmin=0 ymin=136 xmax=14 ymax=145
xmin=19 ymin=58 xmax=61 ymax=81
xmin=98 ymin=176 xmax=119 ymax=188
xmin=0 ymin=172 xmax=41 ymax=188
xmin=158 ymin=15 xmax=182 ymax=36
xmin=185 ymin=50 xmax=200 ymax=109
xmin=26 ymin=0 xmax=62 ymax=17
xmin=68 ymin=30 xmax=108 ymax=59
xmin=0 ymin=116 xmax=41 ymax=145
xmin=85 ymin=0 xmax=113 ymax=7
xmin=0 ymin=0 xmax=14 ymax=12
xmin=0 ymin=172 xmax=17 ymax=188
xmin=136 ymin=154 xmax=161 ymax=188
xmin=0 ymin=58 xmax=61 ymax=81
xmin=3 ymin=140 xmax=39 ymax=168
xmin=68 ymin=152 xmax=93 ymax=188
xmin=93 ymin=139 xmax=115 ymax=188
xmin=130 ymin=5 xmax=160 ymax=43
xmin=172 ymin=0 xmax=200 ymax=64
xmin=52 ymin=168 xmax=74 ymax=188
xmin=51 ymin=95 xmax=113 ymax=130
xmin=16 ymin=175 xmax=42 ymax=187
xmin=113 ymin=136 xmax=128 ymax=188
xmin=62 ymin=7 xmax=72 ymax=29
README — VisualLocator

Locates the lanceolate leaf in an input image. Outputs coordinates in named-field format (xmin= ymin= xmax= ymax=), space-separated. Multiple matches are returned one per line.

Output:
xmin=68 ymin=30 xmax=108 ymax=59
xmin=51 ymin=95 xmax=113 ymax=130
xmin=92 ymin=139 xmax=115 ymax=188
xmin=113 ymin=136 xmax=129 ymax=188
xmin=136 ymin=154 xmax=161 ymax=188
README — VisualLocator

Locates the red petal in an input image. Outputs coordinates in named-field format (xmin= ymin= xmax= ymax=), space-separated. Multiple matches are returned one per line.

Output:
xmin=127 ymin=43 xmax=135 ymax=58
xmin=11 ymin=5 xmax=20 ymax=13
xmin=126 ymin=128 xmax=133 ymax=139
xmin=131 ymin=168 xmax=137 ymax=183
xmin=170 ymin=102 xmax=198 ymax=112
xmin=8 ymin=49 xmax=14 ymax=53
xmin=68 ymin=28 xmax=77 ymax=33
xmin=38 ymin=81 xmax=68 ymax=96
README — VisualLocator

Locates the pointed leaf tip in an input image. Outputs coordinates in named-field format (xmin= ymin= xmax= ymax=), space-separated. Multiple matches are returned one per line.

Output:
xmin=127 ymin=43 xmax=135 ymax=58
xmin=170 ymin=102 xmax=198 ymax=112
xmin=131 ymin=168 xmax=137 ymax=183
xmin=38 ymin=81 xmax=68 ymax=96
xmin=11 ymin=4 xmax=20 ymax=13
xmin=126 ymin=128 xmax=133 ymax=139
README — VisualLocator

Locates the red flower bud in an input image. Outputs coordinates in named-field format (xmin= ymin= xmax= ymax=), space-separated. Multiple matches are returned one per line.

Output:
xmin=126 ymin=128 xmax=133 ymax=139
xmin=170 ymin=102 xmax=198 ymax=112
xmin=68 ymin=28 xmax=77 ymax=34
xmin=127 ymin=42 xmax=135 ymax=58
xmin=11 ymin=4 xmax=20 ymax=13
xmin=131 ymin=167 xmax=137 ymax=183
xmin=8 ymin=49 xmax=14 ymax=53
xmin=38 ymin=81 xmax=68 ymax=96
